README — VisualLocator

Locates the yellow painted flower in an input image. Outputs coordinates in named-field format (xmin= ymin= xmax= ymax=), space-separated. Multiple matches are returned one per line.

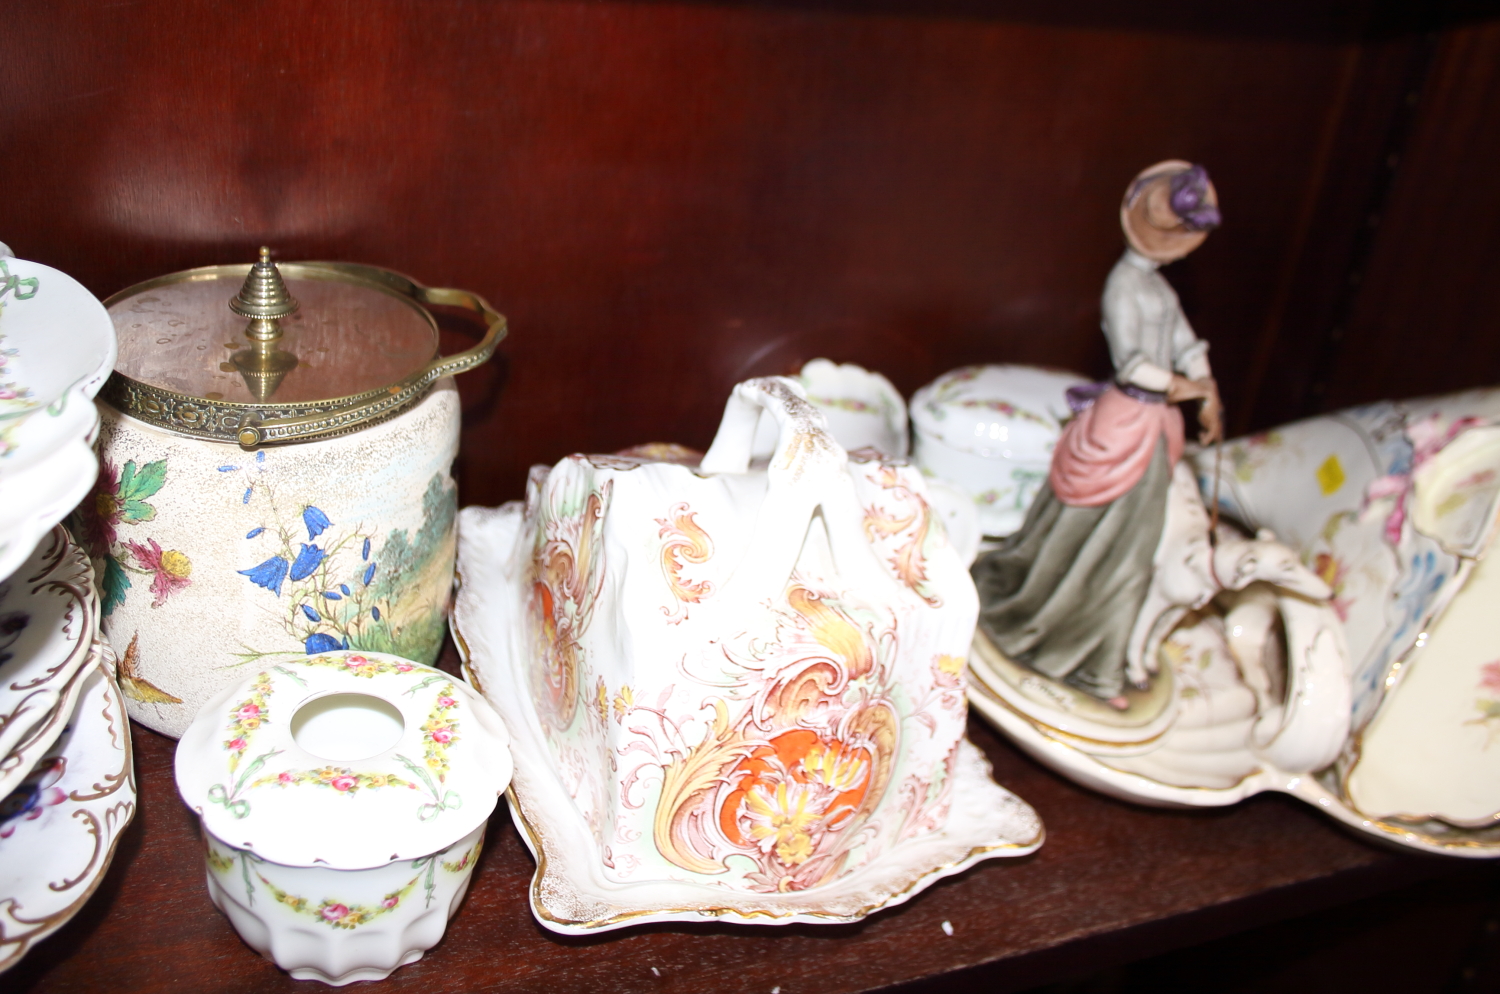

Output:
xmin=744 ymin=781 xmax=818 ymax=867
xmin=160 ymin=549 xmax=192 ymax=578
xmin=801 ymin=741 xmax=869 ymax=794
xmin=612 ymin=685 xmax=634 ymax=722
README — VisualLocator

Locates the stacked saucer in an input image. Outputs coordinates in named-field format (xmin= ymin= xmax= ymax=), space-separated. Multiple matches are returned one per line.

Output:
xmin=0 ymin=531 xmax=136 ymax=973
xmin=0 ymin=252 xmax=117 ymax=583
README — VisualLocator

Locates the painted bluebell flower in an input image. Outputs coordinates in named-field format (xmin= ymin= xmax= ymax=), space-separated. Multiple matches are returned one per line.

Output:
xmin=239 ymin=557 xmax=289 ymax=596
xmin=242 ymin=487 xmax=252 ymax=504
xmin=363 ymin=563 xmax=376 ymax=586
xmin=361 ymin=538 xmax=371 ymax=561
xmin=322 ymin=591 xmax=342 ymax=601
xmin=301 ymin=604 xmax=321 ymax=622
xmin=339 ymin=584 xmax=351 ymax=596
xmin=372 ymin=606 xmax=381 ymax=621
xmin=305 ymin=633 xmax=341 ymax=654
xmin=289 ymin=544 xmax=326 ymax=581
xmin=246 ymin=527 xmax=264 ymax=539
xmin=302 ymin=506 xmax=332 ymax=540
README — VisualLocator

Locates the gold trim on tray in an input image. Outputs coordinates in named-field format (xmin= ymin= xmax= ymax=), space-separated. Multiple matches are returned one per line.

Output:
xmin=1332 ymin=725 xmax=1500 ymax=851
xmin=449 ymin=612 xmax=1043 ymax=931
xmin=966 ymin=672 xmax=1265 ymax=796
xmin=504 ymin=779 xmax=1044 ymax=931
xmin=966 ymin=650 xmax=1176 ymax=752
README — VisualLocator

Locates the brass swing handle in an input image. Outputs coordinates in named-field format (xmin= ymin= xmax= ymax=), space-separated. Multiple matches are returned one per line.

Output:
xmin=237 ymin=264 xmax=507 ymax=448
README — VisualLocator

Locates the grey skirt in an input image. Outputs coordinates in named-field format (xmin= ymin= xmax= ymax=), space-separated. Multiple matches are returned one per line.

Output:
xmin=970 ymin=438 xmax=1170 ymax=700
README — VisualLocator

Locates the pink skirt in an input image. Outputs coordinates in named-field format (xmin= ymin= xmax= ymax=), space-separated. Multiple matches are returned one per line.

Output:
xmin=1049 ymin=387 xmax=1184 ymax=508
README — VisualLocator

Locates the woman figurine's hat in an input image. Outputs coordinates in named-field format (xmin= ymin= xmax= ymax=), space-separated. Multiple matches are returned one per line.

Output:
xmin=1120 ymin=160 xmax=1221 ymax=262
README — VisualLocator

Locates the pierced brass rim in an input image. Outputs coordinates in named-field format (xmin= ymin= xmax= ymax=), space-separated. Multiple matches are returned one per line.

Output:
xmin=101 ymin=261 xmax=506 ymax=448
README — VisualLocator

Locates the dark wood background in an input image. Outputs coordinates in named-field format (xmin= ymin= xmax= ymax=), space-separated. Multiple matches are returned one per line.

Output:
xmin=3 ymin=0 xmax=1499 ymax=507
xmin=5 ymin=3 xmax=1500 ymax=988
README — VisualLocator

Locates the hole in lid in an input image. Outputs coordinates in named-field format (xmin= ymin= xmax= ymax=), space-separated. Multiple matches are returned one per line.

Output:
xmin=291 ymin=693 xmax=404 ymax=762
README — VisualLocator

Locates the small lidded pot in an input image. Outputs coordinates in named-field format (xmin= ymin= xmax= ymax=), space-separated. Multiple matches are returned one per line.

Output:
xmin=910 ymin=365 xmax=1087 ymax=537
xmin=176 ymin=651 xmax=512 ymax=986
xmin=82 ymin=250 xmax=505 ymax=736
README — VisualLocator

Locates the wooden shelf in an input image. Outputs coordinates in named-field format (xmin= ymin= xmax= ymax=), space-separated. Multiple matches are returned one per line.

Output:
xmin=9 ymin=642 xmax=1454 ymax=994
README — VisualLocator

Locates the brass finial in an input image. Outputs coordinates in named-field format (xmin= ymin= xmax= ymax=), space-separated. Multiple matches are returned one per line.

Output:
xmin=230 ymin=246 xmax=299 ymax=339
xmin=228 ymin=247 xmax=299 ymax=403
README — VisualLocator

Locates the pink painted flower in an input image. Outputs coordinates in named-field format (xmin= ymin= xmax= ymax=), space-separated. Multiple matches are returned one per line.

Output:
xmin=227 ymin=737 xmax=247 ymax=753
xmin=1480 ymin=660 xmax=1500 ymax=696
xmin=277 ymin=771 xmax=295 ymax=784
xmin=344 ymin=656 xmax=368 ymax=669
xmin=329 ymin=775 xmax=359 ymax=792
xmin=1365 ymin=413 xmax=1485 ymax=546
xmin=381 ymin=895 xmax=400 ymax=909
xmin=321 ymin=904 xmax=349 ymax=922
xmin=395 ymin=662 xmax=413 ymax=672
xmin=430 ymin=729 xmax=452 ymax=744
xmin=237 ymin=704 xmax=261 ymax=720
xmin=81 ymin=459 xmax=122 ymax=557
xmin=437 ymin=695 xmax=457 ymax=708
xmin=124 ymin=538 xmax=193 ymax=608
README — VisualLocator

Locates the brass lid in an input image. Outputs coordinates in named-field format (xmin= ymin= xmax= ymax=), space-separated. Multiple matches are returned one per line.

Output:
xmin=101 ymin=249 xmax=506 ymax=448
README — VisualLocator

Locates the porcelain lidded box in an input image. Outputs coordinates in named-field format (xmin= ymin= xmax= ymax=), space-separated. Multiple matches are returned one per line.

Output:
xmin=453 ymin=376 xmax=1042 ymax=932
xmin=176 ymin=651 xmax=512 ymax=985
xmin=80 ymin=250 xmax=505 ymax=737
xmin=911 ymin=365 xmax=1088 ymax=537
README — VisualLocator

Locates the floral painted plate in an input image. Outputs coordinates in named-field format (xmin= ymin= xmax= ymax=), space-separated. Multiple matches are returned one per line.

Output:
xmin=453 ymin=503 xmax=1044 ymax=935
xmin=0 ymin=663 xmax=134 ymax=973
xmin=1191 ymin=387 xmax=1500 ymax=855
xmin=0 ymin=256 xmax=116 ymax=585
xmin=0 ymin=529 xmax=97 ymax=797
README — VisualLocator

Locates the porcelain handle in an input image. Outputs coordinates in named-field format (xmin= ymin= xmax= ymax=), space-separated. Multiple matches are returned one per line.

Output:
xmin=700 ymin=377 xmax=845 ymax=483
xmin=700 ymin=378 xmax=880 ymax=608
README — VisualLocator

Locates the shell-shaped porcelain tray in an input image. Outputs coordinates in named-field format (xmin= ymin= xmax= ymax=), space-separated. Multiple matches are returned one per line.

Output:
xmin=1189 ymin=388 xmax=1500 ymax=856
xmin=966 ymin=455 xmax=1364 ymax=835
xmin=0 ymin=256 xmax=116 ymax=583
xmin=0 ymin=662 xmax=135 ymax=974
xmin=454 ymin=502 xmax=1044 ymax=935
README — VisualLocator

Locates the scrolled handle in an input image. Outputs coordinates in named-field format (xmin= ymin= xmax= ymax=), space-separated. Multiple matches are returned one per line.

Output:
xmin=238 ymin=265 xmax=507 ymax=448
xmin=700 ymin=376 xmax=845 ymax=481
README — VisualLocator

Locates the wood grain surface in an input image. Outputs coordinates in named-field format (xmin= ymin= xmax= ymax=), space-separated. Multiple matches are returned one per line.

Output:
xmin=1 ymin=3 xmax=1496 ymax=986
xmin=7 ymin=641 xmax=1449 ymax=994
xmin=2 ymin=1 xmax=1497 ymax=512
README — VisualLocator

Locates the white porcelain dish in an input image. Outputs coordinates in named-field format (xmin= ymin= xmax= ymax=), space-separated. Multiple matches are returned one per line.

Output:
xmin=0 ymin=256 xmax=115 ymax=584
xmin=176 ymin=652 xmax=512 ymax=985
xmin=1183 ymin=388 xmax=1500 ymax=854
xmin=965 ymin=457 xmax=1362 ymax=845
xmin=454 ymin=500 xmax=1043 ymax=934
xmin=0 ymin=663 xmax=135 ymax=974
xmin=0 ymin=528 xmax=98 ymax=799
xmin=911 ymin=365 xmax=1088 ymax=537
xmin=203 ymin=822 xmax=488 ymax=986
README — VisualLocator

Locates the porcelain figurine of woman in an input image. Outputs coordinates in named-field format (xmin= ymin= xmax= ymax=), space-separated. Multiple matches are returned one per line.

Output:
xmin=971 ymin=160 xmax=1223 ymax=707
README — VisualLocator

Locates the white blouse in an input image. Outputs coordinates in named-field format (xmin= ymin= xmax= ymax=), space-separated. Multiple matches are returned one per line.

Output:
xmin=1100 ymin=249 xmax=1211 ymax=392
